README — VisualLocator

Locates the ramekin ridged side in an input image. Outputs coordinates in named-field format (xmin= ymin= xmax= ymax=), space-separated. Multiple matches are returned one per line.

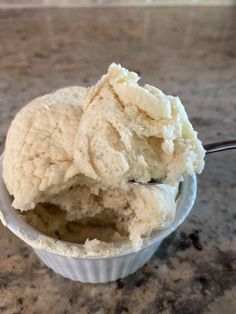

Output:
xmin=33 ymin=241 xmax=160 ymax=283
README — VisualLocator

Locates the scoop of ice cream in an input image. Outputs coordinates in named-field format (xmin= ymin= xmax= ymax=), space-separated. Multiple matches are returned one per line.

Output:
xmin=3 ymin=64 xmax=204 ymax=212
xmin=23 ymin=183 xmax=178 ymax=250
xmin=74 ymin=63 xmax=205 ymax=186
xmin=3 ymin=86 xmax=87 ymax=210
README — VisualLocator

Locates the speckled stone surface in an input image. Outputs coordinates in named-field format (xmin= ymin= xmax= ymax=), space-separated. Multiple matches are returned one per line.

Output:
xmin=0 ymin=7 xmax=236 ymax=314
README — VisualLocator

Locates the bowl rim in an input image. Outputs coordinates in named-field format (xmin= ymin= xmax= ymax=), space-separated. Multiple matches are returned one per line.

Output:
xmin=0 ymin=153 xmax=197 ymax=260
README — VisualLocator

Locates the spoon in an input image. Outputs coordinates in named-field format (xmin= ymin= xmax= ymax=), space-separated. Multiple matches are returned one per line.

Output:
xmin=130 ymin=140 xmax=236 ymax=186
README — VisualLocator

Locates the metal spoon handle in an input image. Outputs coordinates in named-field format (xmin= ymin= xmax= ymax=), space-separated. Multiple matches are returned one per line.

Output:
xmin=204 ymin=140 xmax=236 ymax=154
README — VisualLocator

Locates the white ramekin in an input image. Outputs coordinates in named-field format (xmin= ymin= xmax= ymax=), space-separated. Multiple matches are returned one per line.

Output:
xmin=0 ymin=155 xmax=197 ymax=283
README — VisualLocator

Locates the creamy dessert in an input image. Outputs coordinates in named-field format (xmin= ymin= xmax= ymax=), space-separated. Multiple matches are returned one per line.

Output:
xmin=2 ymin=64 xmax=205 ymax=252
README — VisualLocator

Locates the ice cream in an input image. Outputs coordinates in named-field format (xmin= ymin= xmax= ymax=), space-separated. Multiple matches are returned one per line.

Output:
xmin=2 ymin=64 xmax=205 ymax=251
xmin=76 ymin=64 xmax=204 ymax=187
xmin=22 ymin=183 xmax=179 ymax=249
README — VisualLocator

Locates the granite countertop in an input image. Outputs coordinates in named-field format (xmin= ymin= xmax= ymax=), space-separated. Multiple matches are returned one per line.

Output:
xmin=0 ymin=7 xmax=236 ymax=314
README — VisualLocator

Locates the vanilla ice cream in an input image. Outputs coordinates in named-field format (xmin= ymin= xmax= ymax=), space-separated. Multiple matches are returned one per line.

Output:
xmin=2 ymin=64 xmax=205 ymax=251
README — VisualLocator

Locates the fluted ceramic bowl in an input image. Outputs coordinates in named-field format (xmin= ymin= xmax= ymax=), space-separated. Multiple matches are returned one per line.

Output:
xmin=0 ymin=155 xmax=197 ymax=283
